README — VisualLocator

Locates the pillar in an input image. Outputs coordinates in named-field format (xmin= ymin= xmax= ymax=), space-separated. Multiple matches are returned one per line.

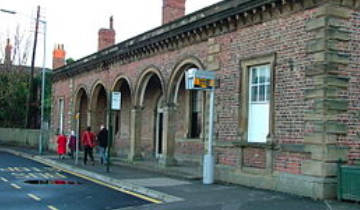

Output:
xmin=129 ymin=107 xmax=142 ymax=161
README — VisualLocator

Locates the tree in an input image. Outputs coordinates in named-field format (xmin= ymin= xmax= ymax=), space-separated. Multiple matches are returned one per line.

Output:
xmin=0 ymin=24 xmax=50 ymax=129
xmin=0 ymin=68 xmax=28 ymax=127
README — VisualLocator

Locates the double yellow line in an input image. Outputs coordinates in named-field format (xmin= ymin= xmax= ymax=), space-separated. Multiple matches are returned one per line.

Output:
xmin=36 ymin=160 xmax=162 ymax=204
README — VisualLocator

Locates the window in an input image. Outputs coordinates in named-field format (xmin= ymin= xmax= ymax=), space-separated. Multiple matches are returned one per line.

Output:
xmin=58 ymin=98 xmax=64 ymax=135
xmin=189 ymin=90 xmax=201 ymax=138
xmin=240 ymin=53 xmax=275 ymax=144
xmin=248 ymin=65 xmax=271 ymax=143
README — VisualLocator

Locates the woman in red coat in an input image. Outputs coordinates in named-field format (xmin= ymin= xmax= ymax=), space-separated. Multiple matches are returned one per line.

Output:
xmin=57 ymin=133 xmax=67 ymax=159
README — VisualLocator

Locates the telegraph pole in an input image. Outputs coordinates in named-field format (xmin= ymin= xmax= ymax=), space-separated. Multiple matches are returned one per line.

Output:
xmin=25 ymin=5 xmax=40 ymax=128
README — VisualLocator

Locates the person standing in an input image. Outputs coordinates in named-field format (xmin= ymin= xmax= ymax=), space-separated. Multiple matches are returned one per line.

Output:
xmin=57 ymin=133 xmax=67 ymax=159
xmin=97 ymin=125 xmax=108 ymax=165
xmin=68 ymin=130 xmax=77 ymax=159
xmin=82 ymin=127 xmax=95 ymax=165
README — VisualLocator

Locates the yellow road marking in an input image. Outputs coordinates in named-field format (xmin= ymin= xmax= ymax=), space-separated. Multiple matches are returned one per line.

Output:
xmin=28 ymin=158 xmax=162 ymax=204
xmin=14 ymin=167 xmax=21 ymax=171
xmin=48 ymin=205 xmax=58 ymax=210
xmin=10 ymin=183 xmax=21 ymax=189
xmin=8 ymin=167 xmax=14 ymax=172
xmin=49 ymin=166 xmax=161 ymax=203
xmin=27 ymin=193 xmax=41 ymax=201
xmin=1 ymin=177 xmax=8 ymax=182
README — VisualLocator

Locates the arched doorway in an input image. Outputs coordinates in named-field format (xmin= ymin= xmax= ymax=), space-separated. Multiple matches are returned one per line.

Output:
xmin=136 ymin=70 xmax=164 ymax=160
xmin=113 ymin=78 xmax=132 ymax=159
xmin=75 ymin=88 xmax=88 ymax=138
xmin=155 ymin=95 xmax=165 ymax=159
xmin=167 ymin=59 xmax=205 ymax=164
xmin=91 ymin=83 xmax=108 ymax=134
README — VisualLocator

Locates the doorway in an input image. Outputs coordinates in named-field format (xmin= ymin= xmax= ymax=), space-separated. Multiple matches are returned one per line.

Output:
xmin=155 ymin=96 xmax=164 ymax=159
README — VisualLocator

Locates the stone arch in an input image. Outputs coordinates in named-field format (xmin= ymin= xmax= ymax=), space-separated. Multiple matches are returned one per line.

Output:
xmin=90 ymin=81 xmax=108 ymax=133
xmin=112 ymin=75 xmax=134 ymax=95
xmin=134 ymin=66 xmax=165 ymax=160
xmin=112 ymin=76 xmax=133 ymax=158
xmin=135 ymin=66 xmax=166 ymax=107
xmin=74 ymin=86 xmax=89 ymax=137
xmin=166 ymin=56 xmax=205 ymax=160
xmin=167 ymin=56 xmax=205 ymax=104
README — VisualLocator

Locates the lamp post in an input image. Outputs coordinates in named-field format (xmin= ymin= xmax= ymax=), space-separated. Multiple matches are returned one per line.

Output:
xmin=1 ymin=6 xmax=47 ymax=155
xmin=39 ymin=19 xmax=47 ymax=155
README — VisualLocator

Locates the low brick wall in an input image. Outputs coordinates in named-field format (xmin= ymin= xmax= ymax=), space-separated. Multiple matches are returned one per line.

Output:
xmin=0 ymin=128 xmax=50 ymax=149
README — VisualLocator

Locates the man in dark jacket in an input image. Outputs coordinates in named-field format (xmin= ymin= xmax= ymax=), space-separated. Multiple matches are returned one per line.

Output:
xmin=97 ymin=125 xmax=108 ymax=165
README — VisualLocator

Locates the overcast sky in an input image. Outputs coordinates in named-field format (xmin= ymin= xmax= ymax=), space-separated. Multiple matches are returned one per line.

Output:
xmin=0 ymin=0 xmax=222 ymax=68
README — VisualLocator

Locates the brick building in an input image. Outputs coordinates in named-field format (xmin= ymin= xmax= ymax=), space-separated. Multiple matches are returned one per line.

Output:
xmin=51 ymin=0 xmax=360 ymax=199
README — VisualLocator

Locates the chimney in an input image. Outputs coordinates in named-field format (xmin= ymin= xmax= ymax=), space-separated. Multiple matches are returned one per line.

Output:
xmin=52 ymin=44 xmax=66 ymax=69
xmin=4 ymin=38 xmax=12 ymax=65
xmin=98 ymin=16 xmax=116 ymax=51
xmin=162 ymin=0 xmax=186 ymax=24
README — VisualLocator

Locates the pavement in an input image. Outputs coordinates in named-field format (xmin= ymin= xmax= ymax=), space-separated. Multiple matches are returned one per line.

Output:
xmin=1 ymin=145 xmax=360 ymax=210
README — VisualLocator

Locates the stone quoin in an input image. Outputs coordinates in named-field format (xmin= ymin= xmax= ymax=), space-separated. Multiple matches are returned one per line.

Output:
xmin=51 ymin=0 xmax=360 ymax=199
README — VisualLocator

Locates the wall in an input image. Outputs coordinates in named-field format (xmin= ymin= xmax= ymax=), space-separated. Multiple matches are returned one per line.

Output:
xmin=51 ymin=0 xmax=360 ymax=199
xmin=0 ymin=128 xmax=50 ymax=148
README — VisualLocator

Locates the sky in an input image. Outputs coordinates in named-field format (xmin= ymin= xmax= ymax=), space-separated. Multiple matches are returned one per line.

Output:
xmin=0 ymin=0 xmax=222 ymax=68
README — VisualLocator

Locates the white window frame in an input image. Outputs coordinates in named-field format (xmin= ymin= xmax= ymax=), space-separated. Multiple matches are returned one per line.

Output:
xmin=58 ymin=98 xmax=64 ymax=134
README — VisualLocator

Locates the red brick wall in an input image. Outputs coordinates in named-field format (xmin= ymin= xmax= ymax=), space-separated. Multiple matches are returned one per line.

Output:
xmin=52 ymin=4 xmax=360 ymax=175
xmin=338 ymin=11 xmax=360 ymax=165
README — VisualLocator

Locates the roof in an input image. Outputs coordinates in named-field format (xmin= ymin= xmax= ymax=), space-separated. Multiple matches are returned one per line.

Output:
xmin=53 ymin=0 xmax=280 ymax=81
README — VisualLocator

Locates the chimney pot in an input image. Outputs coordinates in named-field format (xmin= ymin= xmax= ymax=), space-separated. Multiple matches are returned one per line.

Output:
xmin=162 ymin=0 xmax=186 ymax=24
xmin=98 ymin=17 xmax=116 ymax=51
xmin=4 ymin=38 xmax=12 ymax=65
xmin=52 ymin=43 xmax=66 ymax=69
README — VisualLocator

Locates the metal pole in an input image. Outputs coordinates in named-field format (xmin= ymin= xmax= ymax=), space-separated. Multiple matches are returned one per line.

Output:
xmin=75 ymin=113 xmax=80 ymax=165
xmin=203 ymin=88 xmax=215 ymax=184
xmin=39 ymin=20 xmax=46 ymax=155
xmin=107 ymin=93 xmax=112 ymax=173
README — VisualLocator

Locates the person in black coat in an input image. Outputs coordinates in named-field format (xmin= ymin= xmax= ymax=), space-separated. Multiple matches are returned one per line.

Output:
xmin=97 ymin=125 xmax=108 ymax=165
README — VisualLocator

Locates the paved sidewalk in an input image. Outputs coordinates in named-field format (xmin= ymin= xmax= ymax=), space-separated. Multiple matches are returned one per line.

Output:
xmin=1 ymin=145 xmax=360 ymax=210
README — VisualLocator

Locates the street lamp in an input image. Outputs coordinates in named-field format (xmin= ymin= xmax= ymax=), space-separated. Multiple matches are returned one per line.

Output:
xmin=1 ymin=6 xmax=47 ymax=155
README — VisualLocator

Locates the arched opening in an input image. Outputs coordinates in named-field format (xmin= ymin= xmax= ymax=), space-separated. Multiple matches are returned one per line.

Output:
xmin=167 ymin=61 xmax=205 ymax=164
xmin=91 ymin=84 xmax=108 ymax=134
xmin=137 ymin=73 xmax=164 ymax=160
xmin=75 ymin=88 xmax=88 ymax=139
xmin=113 ymin=78 xmax=132 ymax=159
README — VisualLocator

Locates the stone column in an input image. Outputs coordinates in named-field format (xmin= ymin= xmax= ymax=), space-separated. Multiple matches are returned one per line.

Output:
xmin=159 ymin=104 xmax=177 ymax=166
xmin=129 ymin=107 xmax=142 ymax=161
xmin=302 ymin=2 xmax=351 ymax=199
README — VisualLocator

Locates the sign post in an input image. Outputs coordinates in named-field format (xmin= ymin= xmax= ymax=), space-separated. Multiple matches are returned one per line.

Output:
xmin=185 ymin=68 xmax=216 ymax=184
xmin=107 ymin=92 xmax=121 ymax=172
xmin=75 ymin=112 xmax=80 ymax=165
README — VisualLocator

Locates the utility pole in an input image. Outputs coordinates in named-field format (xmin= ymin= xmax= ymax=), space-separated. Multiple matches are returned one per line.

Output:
xmin=25 ymin=5 xmax=40 ymax=128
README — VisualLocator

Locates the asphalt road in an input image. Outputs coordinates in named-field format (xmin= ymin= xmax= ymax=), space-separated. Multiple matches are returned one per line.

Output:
xmin=0 ymin=151 xmax=152 ymax=210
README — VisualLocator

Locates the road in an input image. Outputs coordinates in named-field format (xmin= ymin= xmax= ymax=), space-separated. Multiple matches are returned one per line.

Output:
xmin=0 ymin=151 xmax=154 ymax=210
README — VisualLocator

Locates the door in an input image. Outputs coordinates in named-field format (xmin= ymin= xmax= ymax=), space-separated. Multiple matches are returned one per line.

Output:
xmin=155 ymin=96 xmax=164 ymax=159
xmin=248 ymin=65 xmax=270 ymax=143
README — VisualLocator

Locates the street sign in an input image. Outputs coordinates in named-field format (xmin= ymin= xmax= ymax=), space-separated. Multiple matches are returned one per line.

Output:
xmin=111 ymin=92 xmax=121 ymax=110
xmin=185 ymin=68 xmax=215 ymax=90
